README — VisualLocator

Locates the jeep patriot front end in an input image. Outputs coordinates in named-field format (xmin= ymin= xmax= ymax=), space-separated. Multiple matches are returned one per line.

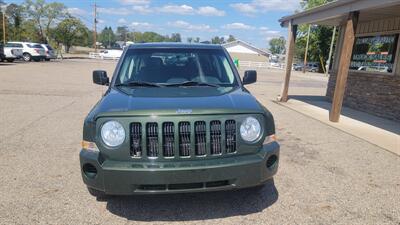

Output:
xmin=80 ymin=43 xmax=280 ymax=196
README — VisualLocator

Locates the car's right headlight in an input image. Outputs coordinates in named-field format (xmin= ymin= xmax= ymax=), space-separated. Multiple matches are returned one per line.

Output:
xmin=101 ymin=121 xmax=125 ymax=147
xmin=240 ymin=116 xmax=261 ymax=142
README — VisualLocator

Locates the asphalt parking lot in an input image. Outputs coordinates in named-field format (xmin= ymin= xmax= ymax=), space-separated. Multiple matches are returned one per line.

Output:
xmin=0 ymin=60 xmax=399 ymax=225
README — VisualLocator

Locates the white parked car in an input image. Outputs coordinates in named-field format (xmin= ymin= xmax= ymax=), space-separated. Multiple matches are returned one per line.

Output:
xmin=41 ymin=44 xmax=56 ymax=61
xmin=99 ymin=49 xmax=123 ymax=59
xmin=7 ymin=42 xmax=46 ymax=62
xmin=3 ymin=42 xmax=23 ymax=62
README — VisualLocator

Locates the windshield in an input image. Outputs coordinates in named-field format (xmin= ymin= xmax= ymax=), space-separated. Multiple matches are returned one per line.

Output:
xmin=115 ymin=48 xmax=238 ymax=87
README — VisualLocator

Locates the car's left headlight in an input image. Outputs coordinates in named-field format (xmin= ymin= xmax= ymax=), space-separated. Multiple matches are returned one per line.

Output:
xmin=101 ymin=121 xmax=125 ymax=147
xmin=240 ymin=116 xmax=261 ymax=142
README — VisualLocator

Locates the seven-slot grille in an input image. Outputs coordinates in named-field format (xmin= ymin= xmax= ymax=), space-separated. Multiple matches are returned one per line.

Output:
xmin=130 ymin=120 xmax=237 ymax=158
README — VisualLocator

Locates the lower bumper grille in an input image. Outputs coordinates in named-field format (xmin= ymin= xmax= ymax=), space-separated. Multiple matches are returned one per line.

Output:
xmin=138 ymin=180 xmax=230 ymax=191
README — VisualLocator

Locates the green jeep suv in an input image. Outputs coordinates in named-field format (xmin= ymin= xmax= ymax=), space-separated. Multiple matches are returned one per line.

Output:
xmin=80 ymin=43 xmax=279 ymax=196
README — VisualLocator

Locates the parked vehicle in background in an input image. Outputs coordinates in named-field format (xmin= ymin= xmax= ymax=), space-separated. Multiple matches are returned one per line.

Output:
xmin=293 ymin=63 xmax=304 ymax=71
xmin=306 ymin=62 xmax=320 ymax=72
xmin=7 ymin=42 xmax=46 ymax=62
xmin=3 ymin=43 xmax=23 ymax=62
xmin=0 ymin=44 xmax=5 ymax=62
xmin=99 ymin=49 xmax=123 ymax=59
xmin=41 ymin=44 xmax=56 ymax=61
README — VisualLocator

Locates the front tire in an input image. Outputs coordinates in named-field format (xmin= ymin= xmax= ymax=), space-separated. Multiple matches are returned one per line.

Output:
xmin=23 ymin=53 xmax=32 ymax=62
xmin=87 ymin=187 xmax=106 ymax=198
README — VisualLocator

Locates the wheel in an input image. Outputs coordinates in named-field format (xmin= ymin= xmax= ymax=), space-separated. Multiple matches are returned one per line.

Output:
xmin=45 ymin=58 xmax=50 ymax=61
xmin=87 ymin=187 xmax=106 ymax=198
xmin=23 ymin=53 xmax=32 ymax=62
xmin=7 ymin=59 xmax=15 ymax=62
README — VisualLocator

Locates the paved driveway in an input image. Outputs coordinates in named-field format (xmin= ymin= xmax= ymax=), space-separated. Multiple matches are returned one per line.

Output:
xmin=0 ymin=61 xmax=399 ymax=225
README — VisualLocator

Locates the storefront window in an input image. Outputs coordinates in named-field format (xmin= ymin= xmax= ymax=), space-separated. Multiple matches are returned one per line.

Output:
xmin=350 ymin=34 xmax=399 ymax=73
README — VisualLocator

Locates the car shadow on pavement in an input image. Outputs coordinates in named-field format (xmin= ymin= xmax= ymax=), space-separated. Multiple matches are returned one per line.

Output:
xmin=103 ymin=179 xmax=278 ymax=221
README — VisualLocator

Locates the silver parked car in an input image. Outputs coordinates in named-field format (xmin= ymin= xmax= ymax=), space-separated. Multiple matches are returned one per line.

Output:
xmin=41 ymin=44 xmax=56 ymax=61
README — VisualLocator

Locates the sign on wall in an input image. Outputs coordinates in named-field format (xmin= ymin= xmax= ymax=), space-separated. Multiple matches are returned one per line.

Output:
xmin=350 ymin=34 xmax=399 ymax=73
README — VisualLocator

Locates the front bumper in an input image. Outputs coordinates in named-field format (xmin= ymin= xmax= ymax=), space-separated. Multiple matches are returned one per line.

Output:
xmin=80 ymin=142 xmax=280 ymax=195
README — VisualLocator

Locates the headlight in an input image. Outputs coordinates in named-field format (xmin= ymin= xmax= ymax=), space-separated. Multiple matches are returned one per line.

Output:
xmin=240 ymin=117 xmax=261 ymax=142
xmin=101 ymin=121 xmax=125 ymax=147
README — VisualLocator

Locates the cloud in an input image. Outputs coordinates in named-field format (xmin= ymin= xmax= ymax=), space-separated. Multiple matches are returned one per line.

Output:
xmin=157 ymin=4 xmax=225 ymax=16
xmin=67 ymin=8 xmax=88 ymax=17
xmin=117 ymin=18 xmax=128 ymax=24
xmin=230 ymin=3 xmax=257 ymax=15
xmin=231 ymin=0 xmax=301 ymax=15
xmin=98 ymin=7 xmax=131 ymax=15
xmin=158 ymin=5 xmax=194 ymax=15
xmin=130 ymin=22 xmax=153 ymax=29
xmin=197 ymin=6 xmax=225 ymax=16
xmin=222 ymin=23 xmax=255 ymax=30
xmin=132 ymin=5 xmax=153 ymax=14
xmin=168 ymin=20 xmax=216 ymax=32
xmin=119 ymin=0 xmax=150 ymax=5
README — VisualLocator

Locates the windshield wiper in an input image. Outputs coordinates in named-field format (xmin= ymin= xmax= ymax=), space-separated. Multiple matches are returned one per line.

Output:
xmin=115 ymin=81 xmax=162 ymax=88
xmin=165 ymin=81 xmax=220 ymax=87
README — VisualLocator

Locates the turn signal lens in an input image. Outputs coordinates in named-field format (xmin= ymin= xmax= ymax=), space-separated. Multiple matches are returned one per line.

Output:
xmin=81 ymin=140 xmax=99 ymax=152
xmin=264 ymin=134 xmax=277 ymax=144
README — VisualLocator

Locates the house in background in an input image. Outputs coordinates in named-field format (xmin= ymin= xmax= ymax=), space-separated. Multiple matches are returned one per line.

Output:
xmin=223 ymin=40 xmax=271 ymax=64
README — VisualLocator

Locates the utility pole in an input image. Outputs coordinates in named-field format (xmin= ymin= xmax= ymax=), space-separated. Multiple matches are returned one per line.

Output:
xmin=325 ymin=26 xmax=337 ymax=75
xmin=93 ymin=1 xmax=97 ymax=52
xmin=2 ymin=8 xmax=6 ymax=44
xmin=302 ymin=24 xmax=311 ymax=73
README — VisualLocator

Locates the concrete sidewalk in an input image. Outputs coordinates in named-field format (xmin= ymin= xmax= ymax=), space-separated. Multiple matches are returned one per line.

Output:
xmin=277 ymin=98 xmax=400 ymax=156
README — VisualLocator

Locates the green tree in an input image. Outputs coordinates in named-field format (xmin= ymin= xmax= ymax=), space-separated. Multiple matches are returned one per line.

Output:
xmin=5 ymin=4 xmax=24 ymax=41
xmin=99 ymin=27 xmax=116 ymax=48
xmin=53 ymin=17 xmax=87 ymax=53
xmin=24 ymin=0 xmax=68 ymax=43
xmin=269 ymin=36 xmax=286 ymax=54
xmin=295 ymin=0 xmax=336 ymax=71
xmin=116 ymin=26 xmax=128 ymax=42
xmin=169 ymin=33 xmax=181 ymax=42
xmin=211 ymin=36 xmax=225 ymax=44
xmin=227 ymin=35 xmax=236 ymax=42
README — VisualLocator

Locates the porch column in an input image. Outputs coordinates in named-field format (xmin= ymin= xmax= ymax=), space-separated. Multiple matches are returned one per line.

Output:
xmin=278 ymin=20 xmax=297 ymax=102
xmin=329 ymin=11 xmax=359 ymax=122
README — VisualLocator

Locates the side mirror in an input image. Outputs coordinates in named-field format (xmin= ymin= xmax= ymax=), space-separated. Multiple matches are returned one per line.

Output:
xmin=93 ymin=70 xmax=109 ymax=86
xmin=243 ymin=70 xmax=257 ymax=85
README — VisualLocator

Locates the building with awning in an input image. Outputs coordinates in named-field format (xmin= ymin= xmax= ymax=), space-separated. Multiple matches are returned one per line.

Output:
xmin=278 ymin=0 xmax=400 ymax=122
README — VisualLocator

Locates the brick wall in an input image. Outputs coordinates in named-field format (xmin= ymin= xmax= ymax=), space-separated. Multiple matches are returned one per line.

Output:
xmin=326 ymin=72 xmax=400 ymax=121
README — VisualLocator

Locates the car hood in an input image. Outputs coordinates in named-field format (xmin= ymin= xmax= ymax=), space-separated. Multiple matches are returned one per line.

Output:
xmin=89 ymin=87 xmax=264 ymax=119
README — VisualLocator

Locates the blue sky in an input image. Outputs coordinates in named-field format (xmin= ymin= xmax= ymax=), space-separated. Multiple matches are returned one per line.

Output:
xmin=10 ymin=0 xmax=301 ymax=48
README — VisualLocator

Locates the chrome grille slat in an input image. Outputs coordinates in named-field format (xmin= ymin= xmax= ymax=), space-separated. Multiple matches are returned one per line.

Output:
xmin=225 ymin=120 xmax=236 ymax=153
xmin=146 ymin=123 xmax=159 ymax=157
xmin=179 ymin=122 xmax=191 ymax=156
xmin=210 ymin=121 xmax=222 ymax=155
xmin=130 ymin=123 xmax=142 ymax=157
xmin=162 ymin=122 xmax=175 ymax=157
xmin=195 ymin=121 xmax=206 ymax=155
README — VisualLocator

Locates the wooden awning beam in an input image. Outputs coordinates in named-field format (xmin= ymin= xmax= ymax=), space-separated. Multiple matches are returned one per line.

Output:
xmin=278 ymin=20 xmax=297 ymax=102
xmin=329 ymin=11 xmax=359 ymax=122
